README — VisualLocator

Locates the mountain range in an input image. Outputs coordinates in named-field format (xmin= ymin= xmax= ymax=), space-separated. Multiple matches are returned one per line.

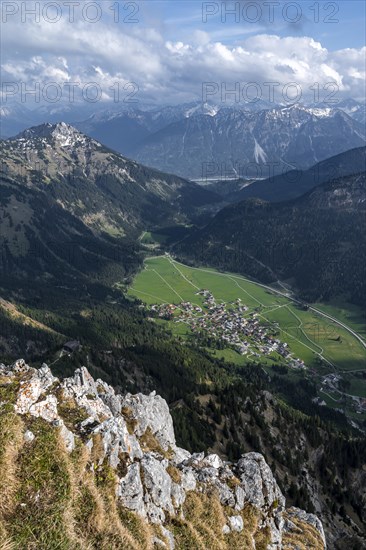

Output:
xmin=2 ymin=101 xmax=365 ymax=182
xmin=2 ymin=121 xmax=365 ymax=305
xmin=131 ymin=105 xmax=366 ymax=179
xmin=1 ymin=121 xmax=366 ymax=548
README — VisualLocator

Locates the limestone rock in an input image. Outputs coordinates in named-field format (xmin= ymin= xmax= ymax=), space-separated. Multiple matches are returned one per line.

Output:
xmin=117 ymin=463 xmax=145 ymax=517
xmin=121 ymin=391 xmax=176 ymax=451
xmin=236 ymin=452 xmax=285 ymax=510
xmin=61 ymin=367 xmax=112 ymax=421
xmin=92 ymin=416 xmax=142 ymax=467
xmin=56 ymin=420 xmax=75 ymax=453
xmin=140 ymin=454 xmax=174 ymax=518
xmin=29 ymin=394 xmax=58 ymax=422
xmin=14 ymin=364 xmax=57 ymax=415
xmin=171 ymin=482 xmax=186 ymax=507
xmin=171 ymin=446 xmax=191 ymax=465
xmin=145 ymin=499 xmax=166 ymax=524
xmin=180 ymin=468 xmax=196 ymax=492
xmin=161 ymin=526 xmax=175 ymax=550
xmin=213 ymin=480 xmax=235 ymax=507
xmin=202 ymin=453 xmax=223 ymax=469
xmin=229 ymin=515 xmax=244 ymax=532
xmin=183 ymin=451 xmax=204 ymax=466
xmin=24 ymin=430 xmax=35 ymax=443
xmin=235 ymin=485 xmax=245 ymax=511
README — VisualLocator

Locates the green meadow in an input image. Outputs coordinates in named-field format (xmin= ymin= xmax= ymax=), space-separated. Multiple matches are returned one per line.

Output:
xmin=128 ymin=255 xmax=366 ymax=373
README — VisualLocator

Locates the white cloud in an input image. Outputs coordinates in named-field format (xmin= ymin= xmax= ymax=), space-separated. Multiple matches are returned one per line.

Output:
xmin=1 ymin=15 xmax=365 ymax=107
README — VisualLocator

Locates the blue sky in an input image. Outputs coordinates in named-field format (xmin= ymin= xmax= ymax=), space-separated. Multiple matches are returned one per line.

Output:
xmin=140 ymin=1 xmax=366 ymax=49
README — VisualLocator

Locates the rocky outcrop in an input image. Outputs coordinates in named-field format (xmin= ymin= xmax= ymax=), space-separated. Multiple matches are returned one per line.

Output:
xmin=0 ymin=359 xmax=326 ymax=549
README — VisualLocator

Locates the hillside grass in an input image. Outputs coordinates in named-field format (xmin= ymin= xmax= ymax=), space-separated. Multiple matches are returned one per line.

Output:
xmin=0 ymin=410 xmax=144 ymax=549
xmin=0 ymin=403 xmax=326 ymax=549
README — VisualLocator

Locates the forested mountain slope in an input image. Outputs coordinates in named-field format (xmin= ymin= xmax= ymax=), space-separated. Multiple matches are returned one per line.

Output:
xmin=175 ymin=172 xmax=366 ymax=307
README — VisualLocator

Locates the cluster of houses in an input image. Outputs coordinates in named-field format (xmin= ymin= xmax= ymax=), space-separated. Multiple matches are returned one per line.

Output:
xmin=149 ymin=303 xmax=177 ymax=319
xmin=321 ymin=373 xmax=341 ymax=391
xmin=320 ymin=373 xmax=366 ymax=416
xmin=148 ymin=289 xmax=307 ymax=369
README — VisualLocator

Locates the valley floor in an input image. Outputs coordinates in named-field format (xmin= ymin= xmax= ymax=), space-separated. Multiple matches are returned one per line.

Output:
xmin=128 ymin=254 xmax=366 ymax=426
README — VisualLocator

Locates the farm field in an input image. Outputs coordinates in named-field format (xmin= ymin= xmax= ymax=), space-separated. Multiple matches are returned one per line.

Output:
xmin=128 ymin=254 xmax=366 ymax=414
xmin=313 ymin=299 xmax=366 ymax=341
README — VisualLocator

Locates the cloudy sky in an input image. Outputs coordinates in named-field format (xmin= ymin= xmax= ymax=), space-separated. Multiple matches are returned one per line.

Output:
xmin=1 ymin=0 xmax=365 ymax=109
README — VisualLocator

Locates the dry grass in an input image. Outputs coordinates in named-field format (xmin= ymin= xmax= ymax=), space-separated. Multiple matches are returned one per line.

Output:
xmin=166 ymin=464 xmax=182 ymax=484
xmin=0 ymin=412 xmax=24 ymax=519
xmin=0 ymin=298 xmax=61 ymax=336
xmin=90 ymin=433 xmax=105 ymax=465
xmin=0 ymin=409 xmax=144 ymax=550
xmin=118 ymin=507 xmax=155 ymax=549
xmin=282 ymin=515 xmax=325 ymax=549
xmin=0 ymin=395 xmax=324 ymax=550
xmin=226 ymin=475 xmax=241 ymax=490
xmin=57 ymin=396 xmax=90 ymax=431
xmin=69 ymin=434 xmax=143 ymax=549
xmin=139 ymin=427 xmax=165 ymax=455
xmin=0 ymin=418 xmax=322 ymax=550
xmin=253 ymin=525 xmax=271 ymax=549
xmin=166 ymin=491 xmax=268 ymax=550
xmin=121 ymin=406 xmax=138 ymax=435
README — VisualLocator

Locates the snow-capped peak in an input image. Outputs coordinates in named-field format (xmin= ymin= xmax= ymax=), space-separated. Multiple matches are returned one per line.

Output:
xmin=266 ymin=103 xmax=335 ymax=120
xmin=184 ymin=102 xmax=220 ymax=118
xmin=305 ymin=107 xmax=334 ymax=118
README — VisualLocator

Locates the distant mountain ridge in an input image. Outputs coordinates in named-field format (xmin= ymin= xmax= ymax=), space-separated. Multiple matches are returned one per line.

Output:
xmin=2 ymin=101 xmax=365 ymax=178
xmin=130 ymin=104 xmax=365 ymax=179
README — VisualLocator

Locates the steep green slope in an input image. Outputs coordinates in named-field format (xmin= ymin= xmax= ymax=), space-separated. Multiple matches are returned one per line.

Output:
xmin=0 ymin=174 xmax=141 ymax=284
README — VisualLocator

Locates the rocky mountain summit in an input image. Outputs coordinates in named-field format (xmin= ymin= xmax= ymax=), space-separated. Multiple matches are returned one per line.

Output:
xmin=0 ymin=359 xmax=326 ymax=549
xmin=0 ymin=123 xmax=219 ymax=238
xmin=15 ymin=121 xmax=98 ymax=149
